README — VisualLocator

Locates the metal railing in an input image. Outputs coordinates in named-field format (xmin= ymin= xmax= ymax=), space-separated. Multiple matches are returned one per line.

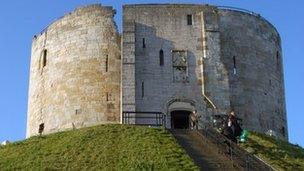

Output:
xmin=122 ymin=111 xmax=166 ymax=127
xmin=217 ymin=6 xmax=260 ymax=17
xmin=216 ymin=5 xmax=280 ymax=36
xmin=195 ymin=124 xmax=275 ymax=171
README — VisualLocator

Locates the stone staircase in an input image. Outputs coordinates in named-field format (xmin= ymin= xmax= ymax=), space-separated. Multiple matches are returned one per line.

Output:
xmin=171 ymin=129 xmax=240 ymax=171
xmin=171 ymin=129 xmax=275 ymax=171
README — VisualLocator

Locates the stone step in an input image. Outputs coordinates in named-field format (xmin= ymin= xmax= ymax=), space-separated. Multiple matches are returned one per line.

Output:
xmin=171 ymin=129 xmax=242 ymax=171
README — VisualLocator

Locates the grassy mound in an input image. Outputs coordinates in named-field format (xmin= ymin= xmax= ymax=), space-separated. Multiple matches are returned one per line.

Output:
xmin=0 ymin=125 xmax=198 ymax=170
xmin=241 ymin=132 xmax=304 ymax=171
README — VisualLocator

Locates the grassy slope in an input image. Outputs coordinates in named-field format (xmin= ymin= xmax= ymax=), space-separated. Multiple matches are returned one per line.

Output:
xmin=0 ymin=125 xmax=198 ymax=170
xmin=241 ymin=132 xmax=304 ymax=171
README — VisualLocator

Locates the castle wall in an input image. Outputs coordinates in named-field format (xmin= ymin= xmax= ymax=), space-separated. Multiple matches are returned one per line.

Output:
xmin=122 ymin=4 xmax=288 ymax=139
xmin=123 ymin=5 xmax=211 ymax=125
xmin=218 ymin=9 xmax=288 ymax=139
xmin=27 ymin=5 xmax=121 ymax=137
xmin=27 ymin=3 xmax=288 ymax=140
xmin=122 ymin=18 xmax=136 ymax=113
xmin=201 ymin=7 xmax=231 ymax=115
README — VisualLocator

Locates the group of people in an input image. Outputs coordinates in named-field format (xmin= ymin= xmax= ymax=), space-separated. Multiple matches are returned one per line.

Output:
xmin=189 ymin=110 xmax=243 ymax=143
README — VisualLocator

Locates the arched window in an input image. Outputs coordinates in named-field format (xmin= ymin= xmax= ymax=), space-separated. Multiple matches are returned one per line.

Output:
xmin=159 ymin=49 xmax=164 ymax=66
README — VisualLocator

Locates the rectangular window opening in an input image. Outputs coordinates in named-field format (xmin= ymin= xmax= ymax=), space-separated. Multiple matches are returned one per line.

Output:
xmin=187 ymin=15 xmax=192 ymax=25
xmin=38 ymin=123 xmax=45 ymax=134
xmin=141 ymin=82 xmax=144 ymax=98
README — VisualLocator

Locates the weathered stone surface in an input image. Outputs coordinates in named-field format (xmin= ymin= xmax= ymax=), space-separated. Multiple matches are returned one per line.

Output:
xmin=122 ymin=4 xmax=287 ymax=140
xmin=219 ymin=9 xmax=287 ymax=139
xmin=27 ymin=4 xmax=121 ymax=137
xmin=122 ymin=4 xmax=210 ymax=128
xmin=27 ymin=4 xmax=288 ymax=140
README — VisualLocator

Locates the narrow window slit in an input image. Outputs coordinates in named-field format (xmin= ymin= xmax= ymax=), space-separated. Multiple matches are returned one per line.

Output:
xmin=105 ymin=55 xmax=109 ymax=72
xmin=159 ymin=49 xmax=164 ymax=66
xmin=233 ymin=56 xmax=237 ymax=75
xmin=142 ymin=38 xmax=146 ymax=48
xmin=281 ymin=126 xmax=285 ymax=136
xmin=276 ymin=51 xmax=280 ymax=68
xmin=141 ymin=82 xmax=144 ymax=98
xmin=42 ymin=49 xmax=47 ymax=68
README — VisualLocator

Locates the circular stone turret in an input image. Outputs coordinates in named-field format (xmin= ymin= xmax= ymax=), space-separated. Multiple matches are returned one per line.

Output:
xmin=218 ymin=8 xmax=287 ymax=139
xmin=27 ymin=4 xmax=121 ymax=137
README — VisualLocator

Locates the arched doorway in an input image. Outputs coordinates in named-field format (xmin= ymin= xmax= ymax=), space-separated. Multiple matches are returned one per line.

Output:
xmin=171 ymin=110 xmax=191 ymax=129
xmin=167 ymin=99 xmax=195 ymax=129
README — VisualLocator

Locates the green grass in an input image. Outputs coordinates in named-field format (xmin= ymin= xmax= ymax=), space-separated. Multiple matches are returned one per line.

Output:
xmin=0 ymin=124 xmax=198 ymax=170
xmin=240 ymin=132 xmax=304 ymax=171
xmin=2 ymin=124 xmax=302 ymax=170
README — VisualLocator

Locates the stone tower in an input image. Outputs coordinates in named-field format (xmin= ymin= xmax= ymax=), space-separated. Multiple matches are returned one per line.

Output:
xmin=27 ymin=5 xmax=121 ymax=137
xmin=122 ymin=4 xmax=288 ymax=140
xmin=27 ymin=4 xmax=288 ymax=140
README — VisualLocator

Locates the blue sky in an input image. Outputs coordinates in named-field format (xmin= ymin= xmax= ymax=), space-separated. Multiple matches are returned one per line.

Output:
xmin=0 ymin=0 xmax=303 ymax=147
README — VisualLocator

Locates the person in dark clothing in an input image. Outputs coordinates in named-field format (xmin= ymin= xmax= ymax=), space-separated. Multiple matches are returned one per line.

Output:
xmin=222 ymin=121 xmax=236 ymax=142
xmin=220 ymin=111 xmax=242 ymax=143
xmin=220 ymin=116 xmax=236 ymax=156
xmin=227 ymin=111 xmax=243 ymax=142
xmin=230 ymin=111 xmax=242 ymax=136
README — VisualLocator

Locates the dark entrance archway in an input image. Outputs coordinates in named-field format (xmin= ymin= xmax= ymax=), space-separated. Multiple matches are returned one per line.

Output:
xmin=171 ymin=110 xmax=191 ymax=129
